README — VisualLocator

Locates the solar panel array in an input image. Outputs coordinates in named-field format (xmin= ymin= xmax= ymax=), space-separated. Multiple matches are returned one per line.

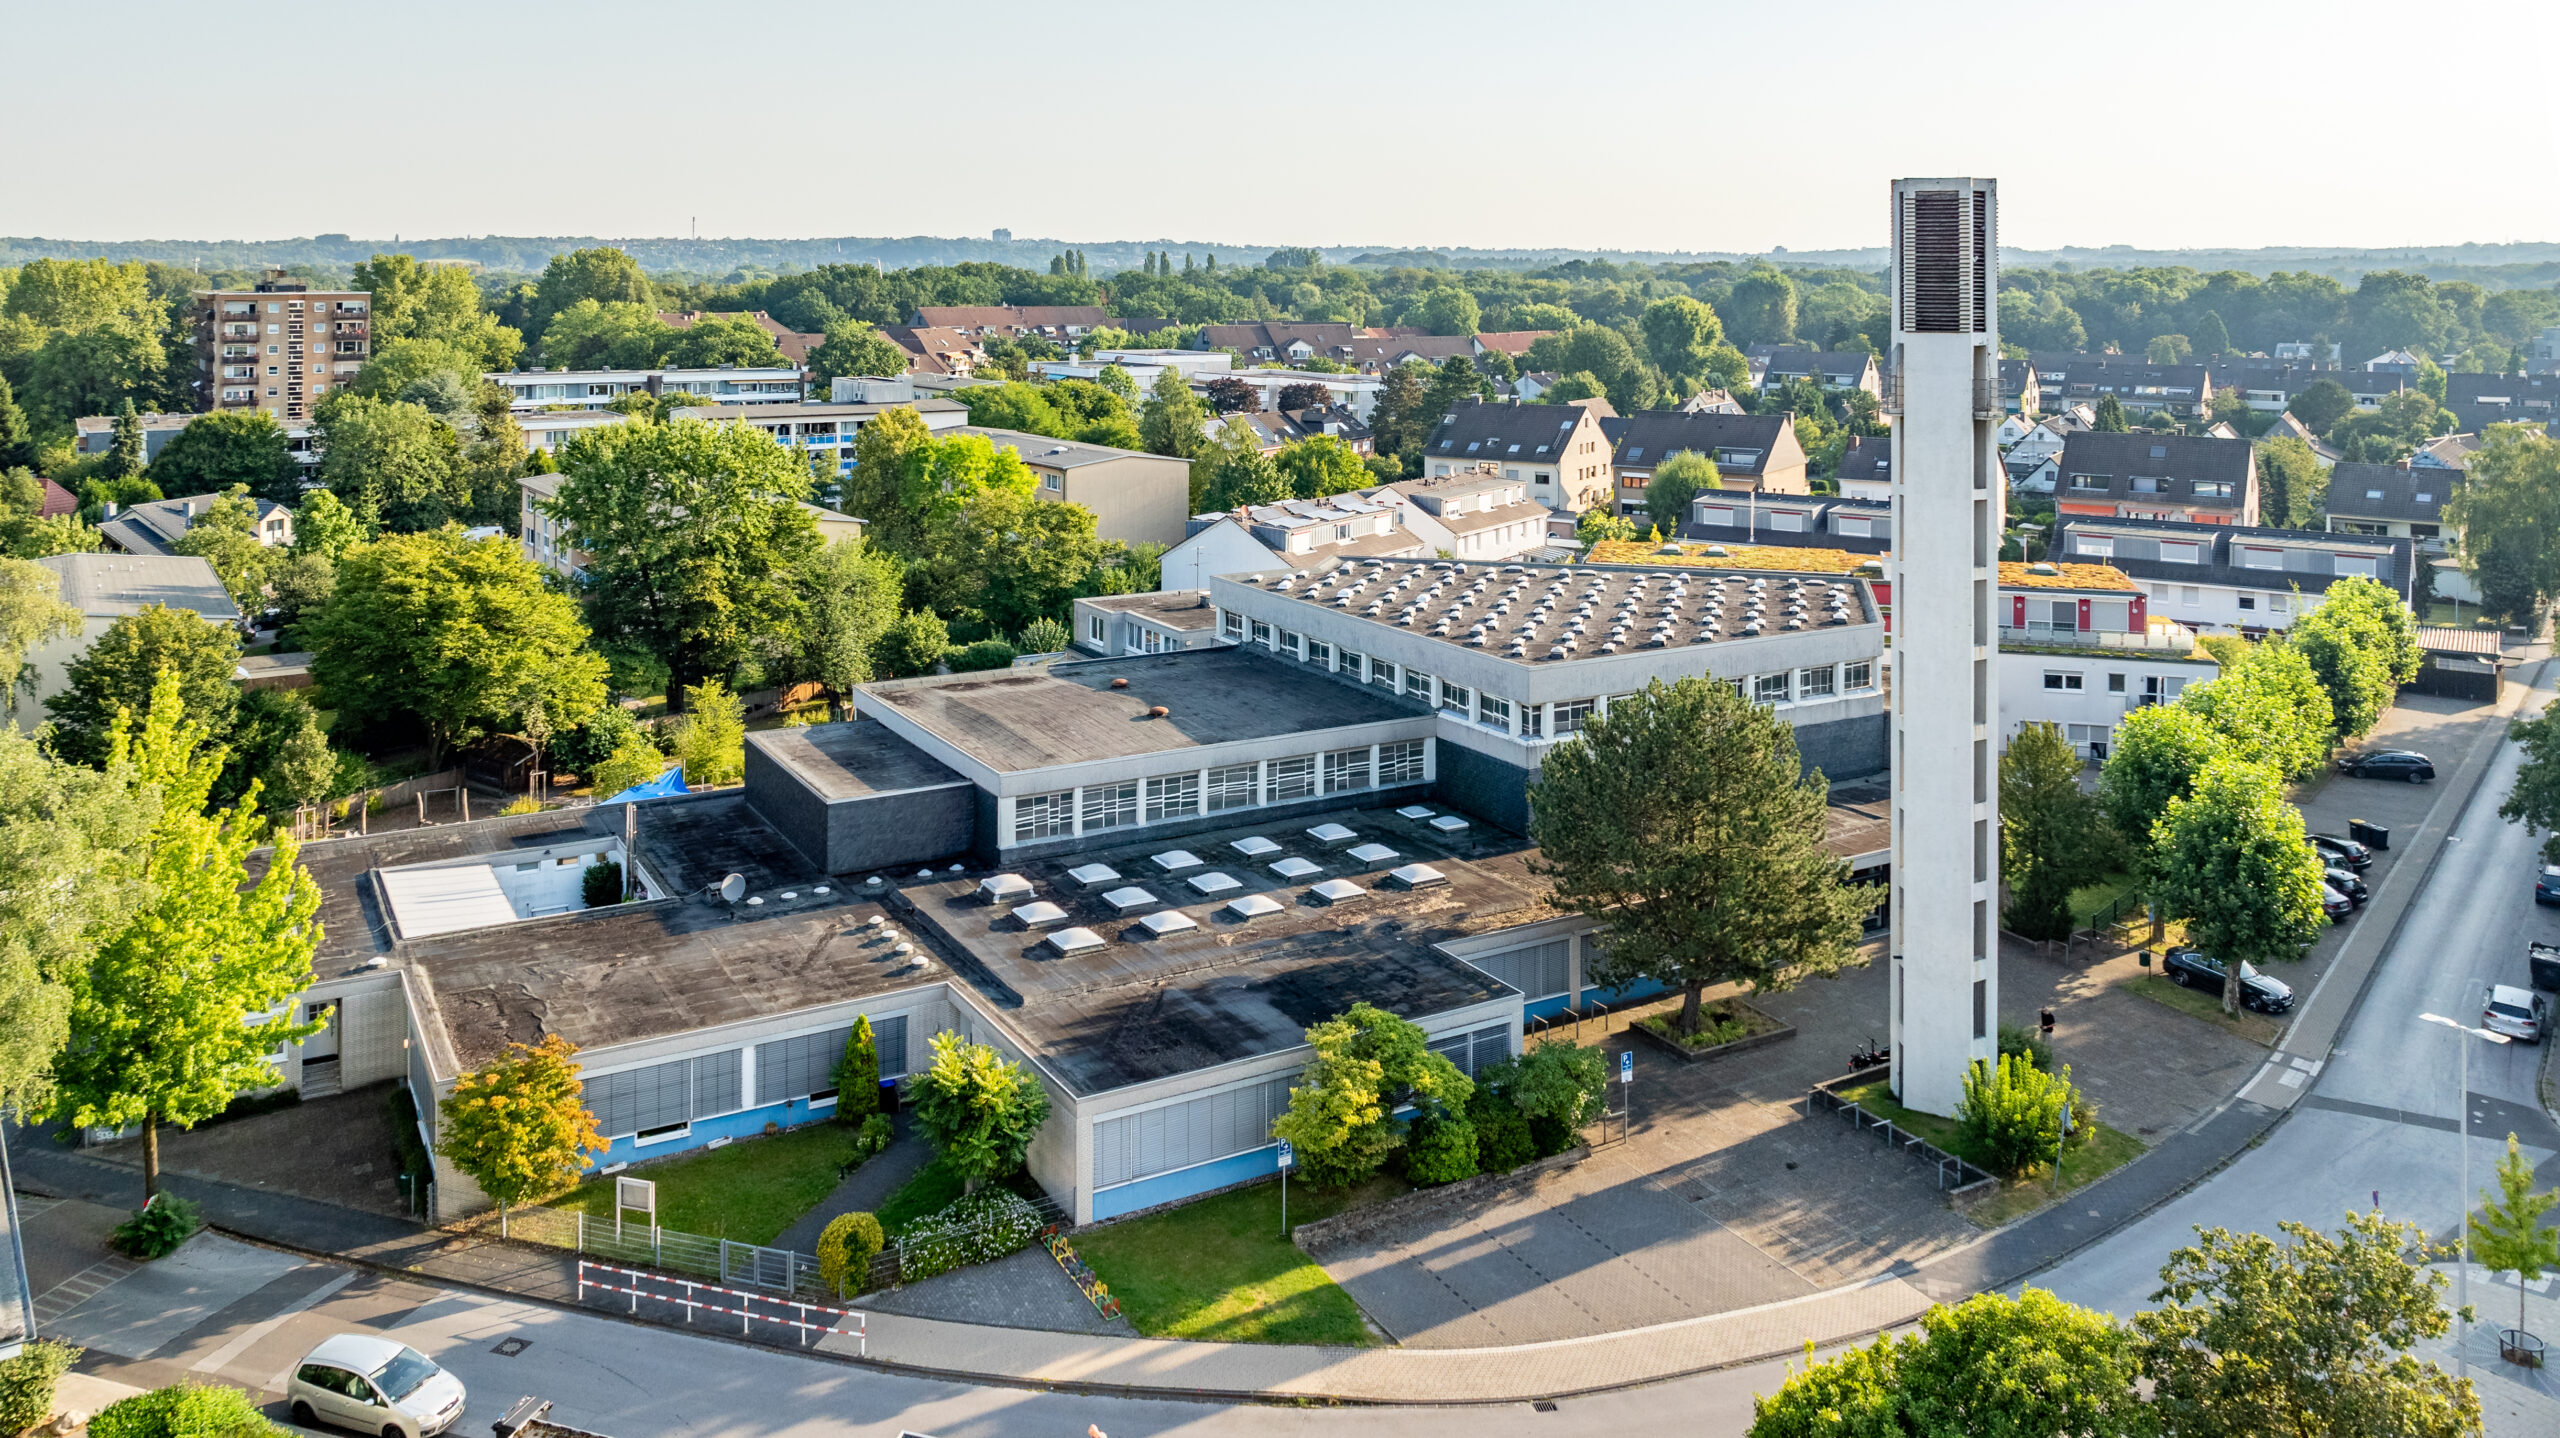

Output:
xmin=1248 ymin=560 xmax=1866 ymax=662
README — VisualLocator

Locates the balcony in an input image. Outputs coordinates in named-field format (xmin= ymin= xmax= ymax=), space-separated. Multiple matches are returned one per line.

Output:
xmin=1999 ymin=618 xmax=2201 ymax=655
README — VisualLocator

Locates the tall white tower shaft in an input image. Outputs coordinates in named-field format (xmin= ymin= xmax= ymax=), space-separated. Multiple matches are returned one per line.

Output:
xmin=1886 ymin=179 xmax=2002 ymax=1116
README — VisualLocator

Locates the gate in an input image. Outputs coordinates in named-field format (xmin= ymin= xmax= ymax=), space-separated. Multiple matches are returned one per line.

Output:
xmin=720 ymin=1239 xmax=804 ymax=1294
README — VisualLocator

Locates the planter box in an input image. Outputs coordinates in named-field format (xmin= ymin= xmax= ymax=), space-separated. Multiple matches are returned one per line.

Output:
xmin=1627 ymin=1001 xmax=1795 ymax=1065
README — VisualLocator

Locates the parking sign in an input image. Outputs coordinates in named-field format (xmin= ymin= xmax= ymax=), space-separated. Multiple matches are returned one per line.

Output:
xmin=1275 ymin=1139 xmax=1295 ymax=1170
xmin=1620 ymin=1050 xmax=1633 ymax=1085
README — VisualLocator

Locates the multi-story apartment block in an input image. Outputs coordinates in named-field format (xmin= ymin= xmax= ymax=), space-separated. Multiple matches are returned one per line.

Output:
xmin=195 ymin=269 xmax=369 ymax=422
xmin=486 ymin=366 xmax=803 ymax=413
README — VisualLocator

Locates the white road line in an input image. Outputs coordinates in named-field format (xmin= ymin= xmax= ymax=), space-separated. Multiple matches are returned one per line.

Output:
xmin=190 ymin=1270 xmax=357 ymax=1376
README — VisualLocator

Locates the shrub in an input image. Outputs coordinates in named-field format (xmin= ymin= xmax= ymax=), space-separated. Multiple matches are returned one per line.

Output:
xmin=0 ymin=1340 xmax=83 ymax=1438
xmin=1958 ymin=1052 xmax=2091 ymax=1179
xmin=90 ymin=1383 xmax=284 ymax=1438
xmin=581 ymin=858 xmax=624 ymax=907
xmin=109 ymin=1193 xmax=202 ymax=1259
xmin=1505 ymin=1042 xmax=1609 ymax=1131
xmin=1997 ymin=1022 xmax=2054 ymax=1072
xmin=832 ymin=1016 xmax=879 ymax=1123
xmin=947 ymin=639 xmax=1018 ymax=673
xmin=1015 ymin=617 xmax=1071 ymax=654
xmin=1466 ymin=1087 xmax=1536 ymax=1172
xmin=1402 ymin=1107 xmax=1479 ymax=1185
xmin=897 ymin=1190 xmax=1044 ymax=1282
xmin=500 ymin=796 xmax=543 ymax=816
xmin=876 ymin=610 xmax=949 ymax=677
xmin=817 ymin=1211 xmax=886 ymax=1296
xmin=852 ymin=1112 xmax=894 ymax=1162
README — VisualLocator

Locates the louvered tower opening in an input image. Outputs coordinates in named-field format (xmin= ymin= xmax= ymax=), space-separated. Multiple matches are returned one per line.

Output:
xmin=1901 ymin=190 xmax=1963 ymax=333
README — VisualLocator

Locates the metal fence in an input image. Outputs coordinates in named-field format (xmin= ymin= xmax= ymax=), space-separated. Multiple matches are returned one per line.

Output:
xmin=1803 ymin=1086 xmax=1998 ymax=1193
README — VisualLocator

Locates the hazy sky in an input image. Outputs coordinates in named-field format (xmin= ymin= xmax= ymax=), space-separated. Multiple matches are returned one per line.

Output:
xmin=9 ymin=0 xmax=2556 ymax=254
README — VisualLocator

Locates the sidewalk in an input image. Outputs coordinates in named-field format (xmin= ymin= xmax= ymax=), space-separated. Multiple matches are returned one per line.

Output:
xmin=14 ymin=672 xmax=2547 ymax=1404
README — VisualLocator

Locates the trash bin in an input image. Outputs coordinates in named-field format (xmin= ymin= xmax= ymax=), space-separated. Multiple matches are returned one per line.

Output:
xmin=2349 ymin=819 xmax=2390 ymax=850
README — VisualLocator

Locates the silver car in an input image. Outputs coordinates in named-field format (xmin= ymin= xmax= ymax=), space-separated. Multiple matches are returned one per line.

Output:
xmin=2483 ymin=984 xmax=2548 ymax=1044
xmin=288 ymin=1334 xmax=467 ymax=1438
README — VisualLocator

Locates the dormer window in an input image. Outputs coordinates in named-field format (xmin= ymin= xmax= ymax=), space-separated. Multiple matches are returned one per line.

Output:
xmin=2365 ymin=489 xmax=2384 ymax=500
xmin=2148 ymin=445 xmax=2168 ymax=458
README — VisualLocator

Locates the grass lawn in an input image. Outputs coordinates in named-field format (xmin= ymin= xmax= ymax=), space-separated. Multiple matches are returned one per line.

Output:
xmin=545 ymin=1123 xmax=857 ymax=1245
xmin=2068 ymin=871 xmax=2141 ymax=929
xmin=875 ymin=1155 xmax=970 ymax=1234
xmin=1833 ymin=1079 xmax=2145 ymax=1229
xmin=1073 ymin=1176 xmax=1405 ymax=1346
xmin=2118 ymin=974 xmax=2282 ymax=1045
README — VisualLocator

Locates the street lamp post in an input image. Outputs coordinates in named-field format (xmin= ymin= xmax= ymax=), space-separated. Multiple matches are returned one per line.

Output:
xmin=2418 ymin=1011 xmax=2512 ymax=1379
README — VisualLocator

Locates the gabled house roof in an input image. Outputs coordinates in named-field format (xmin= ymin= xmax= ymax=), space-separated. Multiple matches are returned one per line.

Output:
xmin=37 ymin=552 xmax=240 ymax=622
xmin=2054 ymin=514 xmax=2413 ymax=598
xmin=882 ymin=325 xmax=979 ymax=375
xmin=2444 ymin=372 xmax=2560 ymax=434
xmin=909 ymin=304 xmax=1110 ymax=332
xmin=1837 ymin=435 xmax=1891 ymax=488
xmin=1422 ymin=401 xmax=1596 ymax=465
xmin=99 ymin=492 xmax=292 ymax=557
xmin=2324 ymin=462 xmax=2459 ymax=525
xmin=1605 ymin=411 xmax=1801 ymax=480
xmin=1199 ymin=322 xmax=1364 ymax=358
xmin=1347 ymin=335 xmax=1478 ymax=370
xmin=2057 ymin=432 xmax=2255 ymax=514
xmin=1472 ymin=330 xmax=1554 ymax=356
xmin=38 ymin=476 xmax=78 ymax=519
xmin=656 ymin=310 xmax=823 ymax=364
xmin=1751 ymin=347 xmax=1880 ymax=387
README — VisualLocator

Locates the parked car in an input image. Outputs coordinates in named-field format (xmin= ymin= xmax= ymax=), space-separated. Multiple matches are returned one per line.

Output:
xmin=2321 ymin=883 xmax=2353 ymax=922
xmin=2482 ymin=984 xmax=2548 ymax=1044
xmin=2337 ymin=750 xmax=2435 ymax=783
xmin=2311 ymin=834 xmax=2372 ymax=870
xmin=2537 ymin=866 xmax=2560 ymax=906
xmin=289 ymin=1336 xmax=467 ymax=1438
xmin=2162 ymin=946 xmax=2296 ymax=1013
xmin=2531 ymin=940 xmax=2560 ymax=991
xmin=2326 ymin=867 xmax=2369 ymax=905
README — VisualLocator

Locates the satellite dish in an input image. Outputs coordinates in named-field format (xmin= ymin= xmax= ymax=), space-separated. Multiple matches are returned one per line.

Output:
xmin=718 ymin=874 xmax=747 ymax=904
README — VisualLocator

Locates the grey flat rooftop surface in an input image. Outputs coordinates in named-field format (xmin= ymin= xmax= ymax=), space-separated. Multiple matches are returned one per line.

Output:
xmin=905 ymin=805 xmax=1549 ymax=1094
xmin=1231 ymin=559 xmax=1876 ymax=666
xmin=1080 ymin=590 xmax=1223 ymax=630
xmin=861 ymin=649 xmax=1419 ymax=771
xmin=748 ymin=718 xmax=966 ymax=800
xmin=292 ymin=809 xmax=602 ymax=971
xmin=38 ymin=552 xmax=239 ymax=619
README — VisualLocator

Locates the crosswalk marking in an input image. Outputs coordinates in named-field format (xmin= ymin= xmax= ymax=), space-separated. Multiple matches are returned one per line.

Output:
xmin=32 ymin=1254 xmax=139 ymax=1327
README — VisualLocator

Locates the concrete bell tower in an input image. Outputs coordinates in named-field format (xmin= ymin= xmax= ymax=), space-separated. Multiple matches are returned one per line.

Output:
xmin=1886 ymin=179 xmax=2002 ymax=1116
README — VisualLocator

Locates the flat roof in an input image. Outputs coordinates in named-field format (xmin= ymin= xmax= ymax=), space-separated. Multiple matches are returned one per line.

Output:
xmin=1998 ymin=561 xmax=2140 ymax=592
xmin=960 ymin=427 xmax=1177 ymax=467
xmin=1078 ymin=591 xmax=1223 ymax=630
xmin=1220 ymin=558 xmax=1878 ymax=666
xmin=672 ymin=399 xmax=965 ymax=421
xmin=747 ymin=719 xmax=967 ymax=801
xmin=38 ymin=553 xmax=239 ymax=620
xmin=859 ymin=649 xmax=1418 ymax=772
xmin=1585 ymin=540 xmax=1876 ymax=573
xmin=903 ymin=804 xmax=1543 ymax=1094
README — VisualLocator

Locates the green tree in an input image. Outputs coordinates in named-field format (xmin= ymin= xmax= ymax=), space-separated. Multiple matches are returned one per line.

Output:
xmin=348 ymin=254 xmax=524 ymax=370
xmin=544 ymin=418 xmax=822 ymax=695
xmin=49 ymin=603 xmax=241 ymax=766
xmin=808 ymin=327 xmax=912 ymax=387
xmin=103 ymin=398 xmax=146 ymax=479
xmin=953 ymin=381 xmax=1067 ymax=438
xmin=170 ymin=486 xmax=271 ymax=614
xmin=2470 ymin=1132 xmax=2560 ymax=1339
xmin=2288 ymin=575 xmax=2421 ymax=742
xmin=436 ymin=1034 xmax=605 ymax=1228
xmin=289 ymin=488 xmax=368 ymax=561
xmin=1364 ymin=361 xmax=1434 ymax=469
xmin=530 ymin=246 xmax=655 ymax=337
xmin=1959 ymin=1051 xmax=2091 ymax=1177
xmin=0 ymin=555 xmax=80 ymax=697
xmin=668 ymin=678 xmax=745 ymax=786
xmin=1274 ymin=433 xmax=1370 ymax=500
xmin=1750 ymin=1288 xmax=2148 ymax=1438
xmin=1422 ymin=355 xmax=1484 ymax=434
xmin=3 ymin=257 xmax=155 ymax=333
xmin=1495 ymin=1041 xmax=1609 ymax=1151
xmin=2099 ymin=703 xmax=2227 ymax=937
xmin=90 ymin=1380 xmax=289 ymax=1438
xmin=667 ymin=314 xmax=783 ymax=369
xmin=218 ymin=688 xmax=336 ymax=815
xmin=1411 ymin=286 xmax=1481 ymax=337
xmin=816 ymin=1211 xmax=884 ymax=1297
xmin=1723 ymin=269 xmax=1798 ymax=347
xmin=2287 ymin=377 xmax=2355 ymax=435
xmin=2500 ymin=697 xmax=2560 ymax=862
xmin=1575 ymin=508 xmax=1637 ymax=545
xmin=1530 ymin=677 xmax=1871 ymax=1037
xmin=26 ymin=328 xmax=167 ymax=434
xmin=537 ymin=298 xmax=671 ymax=370
xmin=2134 ymin=1210 xmax=2480 ymax=1438
xmin=1644 ymin=450 xmax=1719 ymax=533
xmin=2253 ymin=436 xmax=2327 ymax=530
xmin=875 ymin=609 xmax=948 ymax=677
xmin=2445 ymin=426 xmax=2560 ymax=623
xmin=2150 ymin=755 xmax=2327 ymax=1015
xmin=0 ymin=724 xmax=149 ymax=1115
xmin=587 ymin=734 xmax=670 ymax=799
xmin=2001 ymin=723 xmax=2122 ymax=941
xmin=832 ymin=1015 xmax=880 ymax=1123
xmin=305 ymin=527 xmax=606 ymax=767
xmin=907 ymin=1030 xmax=1051 ymax=1193
xmin=843 ymin=406 xmax=934 ymax=548
xmin=1137 ymin=366 xmax=1209 ymax=459
xmin=352 ymin=336 xmax=485 ymax=407
xmin=145 ymin=411 xmax=300 ymax=506
xmin=1197 ymin=415 xmax=1286 ymax=512
xmin=2092 ymin=395 xmax=2130 ymax=432
xmin=313 ymin=395 xmax=468 ymax=532
xmin=918 ymin=484 xmax=1102 ymax=638
xmin=2146 ymin=333 xmax=2193 ymax=364
xmin=52 ymin=671 xmax=323 ymax=1199
xmin=0 ymin=374 xmax=36 ymax=471
xmin=798 ymin=536 xmax=904 ymax=708
xmin=1640 ymin=296 xmax=1725 ymax=388
xmin=2179 ymin=639 xmax=2333 ymax=778
xmin=2329 ymin=390 xmax=2447 ymax=465
xmin=2193 ymin=310 xmax=2232 ymax=358
xmin=1269 ymin=1002 xmax=1472 ymax=1189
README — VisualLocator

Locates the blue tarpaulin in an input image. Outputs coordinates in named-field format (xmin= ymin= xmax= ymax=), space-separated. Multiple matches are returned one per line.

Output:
xmin=597 ymin=765 xmax=688 ymax=806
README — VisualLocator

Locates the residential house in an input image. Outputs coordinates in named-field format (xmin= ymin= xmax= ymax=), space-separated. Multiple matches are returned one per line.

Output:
xmin=1070 ymin=590 xmax=1228 ymax=657
xmin=1835 ymin=436 xmax=1892 ymax=501
xmin=2206 ymin=360 xmax=2408 ymax=415
xmin=99 ymin=492 xmax=295 ymax=556
xmin=1679 ymin=388 xmax=1745 ymax=415
xmin=1998 ymin=358 xmax=2041 ymax=415
xmin=1188 ymin=366 xmax=1385 ymax=421
xmin=2323 ymin=460 xmax=2459 ymax=553
xmin=961 ymin=427 xmax=1193 ymax=547
xmin=1377 ymin=471 xmax=1553 ymax=561
xmin=1160 ymin=492 xmax=1427 ymax=591
xmin=1346 ymin=335 xmax=1479 ymax=373
xmin=1198 ymin=323 xmax=1365 ymax=365
xmin=1419 ymin=401 xmax=1616 ymax=516
xmin=2411 ymin=432 xmax=2478 ymax=471
xmin=2028 ymin=354 xmax=2214 ymax=418
xmin=909 ymin=305 xmax=1112 ymax=340
xmin=2054 ymin=515 xmax=2412 ymax=636
xmin=2530 ymin=325 xmax=2560 ymax=375
xmin=75 ymin=410 xmax=320 ymax=477
xmin=1604 ymin=411 xmax=1810 ymax=514
xmin=2053 ymin=432 xmax=2259 ymax=525
xmin=6 ymin=553 xmax=240 ymax=730
xmin=2444 ymin=372 xmax=2560 ymax=435
xmin=882 ymin=325 xmax=983 ymax=376
xmin=1687 ymin=494 xmax=1893 ymax=553
xmin=1215 ymin=406 xmax=1375 ymax=456
xmin=2364 ymin=349 xmax=2423 ymax=373
xmin=1512 ymin=371 xmax=1562 ymax=402
xmin=658 ymin=310 xmax=825 ymax=365
xmin=1996 ymin=561 xmax=2217 ymax=760
xmin=2260 ymin=410 xmax=2342 ymax=466
xmin=673 ymin=398 xmax=971 ymax=483
xmin=1747 ymin=347 xmax=1883 ymax=401
xmin=1472 ymin=331 xmax=1554 ymax=358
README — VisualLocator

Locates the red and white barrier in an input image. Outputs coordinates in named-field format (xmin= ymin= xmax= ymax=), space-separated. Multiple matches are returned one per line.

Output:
xmin=575 ymin=1260 xmax=867 ymax=1353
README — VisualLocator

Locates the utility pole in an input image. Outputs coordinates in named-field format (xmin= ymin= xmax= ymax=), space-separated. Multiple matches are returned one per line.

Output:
xmin=2420 ymin=1010 xmax=2511 ymax=1379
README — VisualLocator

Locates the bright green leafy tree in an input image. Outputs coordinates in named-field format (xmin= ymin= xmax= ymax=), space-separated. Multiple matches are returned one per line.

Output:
xmin=146 ymin=411 xmax=301 ymax=507
xmin=1270 ymin=1002 xmax=1472 ymax=1189
xmin=49 ymin=603 xmax=241 ymax=766
xmin=832 ymin=1016 xmax=880 ymax=1123
xmin=667 ymin=678 xmax=745 ymax=786
xmin=1644 ymin=450 xmax=1719 ymax=535
xmin=908 ymin=1030 xmax=1051 ymax=1193
xmin=2470 ymin=1132 xmax=2560 ymax=1340
xmin=2149 ymin=755 xmax=2328 ymax=1014
xmin=2001 ymin=722 xmax=2122 ymax=941
xmin=2178 ymin=639 xmax=2334 ymax=778
xmin=0 ymin=724 xmax=150 ymax=1115
xmin=436 ymin=1034 xmax=605 ymax=1228
xmin=1749 ymin=1288 xmax=2147 ymax=1438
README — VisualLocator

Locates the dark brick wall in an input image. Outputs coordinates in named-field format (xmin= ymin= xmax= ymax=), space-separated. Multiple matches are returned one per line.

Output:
xmin=1431 ymin=740 xmax=1534 ymax=836
xmin=743 ymin=742 xmax=827 ymax=867
xmin=744 ymin=742 xmax=975 ymax=876
xmin=1792 ymin=711 xmax=1888 ymax=783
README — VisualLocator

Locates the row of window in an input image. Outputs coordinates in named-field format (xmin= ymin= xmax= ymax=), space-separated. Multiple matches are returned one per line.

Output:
xmin=1012 ymin=742 xmax=1430 ymax=843
xmin=585 ymin=1015 xmax=915 ymax=1142
xmin=2077 ymin=534 xmax=2379 ymax=578
xmin=2040 ymin=670 xmax=2188 ymax=700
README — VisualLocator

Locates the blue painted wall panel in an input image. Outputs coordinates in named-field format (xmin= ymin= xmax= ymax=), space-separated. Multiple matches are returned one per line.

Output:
xmin=1090 ymin=1145 xmax=1279 ymax=1221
